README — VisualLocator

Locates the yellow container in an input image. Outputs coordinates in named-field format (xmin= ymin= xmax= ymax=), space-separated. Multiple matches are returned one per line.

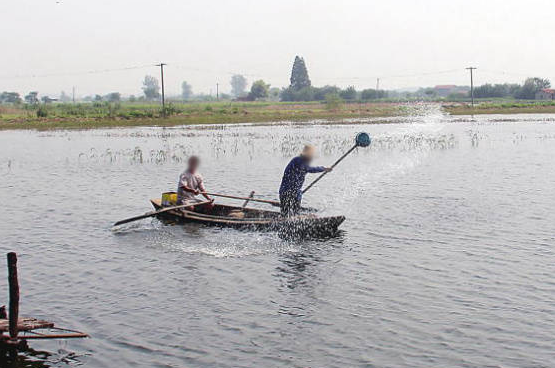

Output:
xmin=161 ymin=192 xmax=177 ymax=206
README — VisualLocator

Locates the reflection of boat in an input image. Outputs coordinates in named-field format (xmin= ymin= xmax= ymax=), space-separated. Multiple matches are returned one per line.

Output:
xmin=150 ymin=199 xmax=345 ymax=237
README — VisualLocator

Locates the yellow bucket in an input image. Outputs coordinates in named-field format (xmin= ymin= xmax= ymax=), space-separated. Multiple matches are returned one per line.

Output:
xmin=161 ymin=192 xmax=177 ymax=206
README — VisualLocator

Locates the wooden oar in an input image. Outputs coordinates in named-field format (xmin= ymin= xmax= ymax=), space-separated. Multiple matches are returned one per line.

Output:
xmin=203 ymin=192 xmax=281 ymax=206
xmin=204 ymin=192 xmax=317 ymax=212
xmin=302 ymin=132 xmax=371 ymax=194
xmin=113 ymin=200 xmax=213 ymax=226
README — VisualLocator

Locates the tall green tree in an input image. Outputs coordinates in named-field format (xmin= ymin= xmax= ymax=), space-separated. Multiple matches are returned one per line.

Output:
xmin=248 ymin=80 xmax=270 ymax=100
xmin=181 ymin=81 xmax=193 ymax=100
xmin=230 ymin=74 xmax=248 ymax=97
xmin=24 ymin=91 xmax=39 ymax=104
xmin=289 ymin=56 xmax=311 ymax=91
xmin=361 ymin=88 xmax=387 ymax=100
xmin=515 ymin=77 xmax=551 ymax=99
xmin=340 ymin=86 xmax=357 ymax=100
xmin=106 ymin=92 xmax=121 ymax=102
xmin=142 ymin=75 xmax=160 ymax=100
xmin=0 ymin=92 xmax=22 ymax=104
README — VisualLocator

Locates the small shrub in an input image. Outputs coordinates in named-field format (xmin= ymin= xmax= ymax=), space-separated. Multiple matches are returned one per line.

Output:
xmin=36 ymin=106 xmax=48 ymax=117
xmin=325 ymin=93 xmax=343 ymax=110
xmin=162 ymin=103 xmax=180 ymax=116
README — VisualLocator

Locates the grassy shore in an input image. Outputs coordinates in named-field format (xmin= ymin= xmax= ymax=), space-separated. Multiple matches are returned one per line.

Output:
xmin=0 ymin=101 xmax=411 ymax=130
xmin=3 ymin=100 xmax=555 ymax=130
xmin=444 ymin=101 xmax=555 ymax=115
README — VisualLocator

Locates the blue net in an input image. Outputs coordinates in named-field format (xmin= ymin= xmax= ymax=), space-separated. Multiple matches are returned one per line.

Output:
xmin=355 ymin=132 xmax=371 ymax=147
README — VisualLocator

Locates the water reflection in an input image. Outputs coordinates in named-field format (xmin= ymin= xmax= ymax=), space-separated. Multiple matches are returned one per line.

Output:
xmin=0 ymin=347 xmax=87 ymax=368
xmin=2 ymin=113 xmax=555 ymax=368
xmin=275 ymin=234 xmax=345 ymax=291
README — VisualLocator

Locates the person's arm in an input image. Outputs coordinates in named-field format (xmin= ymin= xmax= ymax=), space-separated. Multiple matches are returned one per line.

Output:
xmin=179 ymin=176 xmax=200 ymax=195
xmin=306 ymin=165 xmax=325 ymax=173
xmin=306 ymin=164 xmax=332 ymax=173
xmin=181 ymin=186 xmax=200 ymax=195
xmin=197 ymin=178 xmax=212 ymax=201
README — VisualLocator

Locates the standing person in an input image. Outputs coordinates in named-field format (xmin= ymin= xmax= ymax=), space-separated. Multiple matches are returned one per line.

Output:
xmin=177 ymin=156 xmax=213 ymax=209
xmin=279 ymin=145 xmax=331 ymax=216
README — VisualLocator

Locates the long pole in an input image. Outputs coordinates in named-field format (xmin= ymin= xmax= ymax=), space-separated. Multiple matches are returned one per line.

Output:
xmin=157 ymin=63 xmax=166 ymax=115
xmin=302 ymin=144 xmax=358 ymax=194
xmin=7 ymin=252 xmax=19 ymax=339
xmin=216 ymin=83 xmax=219 ymax=101
xmin=466 ymin=67 xmax=477 ymax=107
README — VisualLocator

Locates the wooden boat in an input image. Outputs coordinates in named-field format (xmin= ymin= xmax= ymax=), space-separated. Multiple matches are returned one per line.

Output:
xmin=150 ymin=199 xmax=345 ymax=238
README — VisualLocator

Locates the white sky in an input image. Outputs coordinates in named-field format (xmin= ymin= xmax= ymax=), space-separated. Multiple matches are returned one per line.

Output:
xmin=1 ymin=0 xmax=554 ymax=97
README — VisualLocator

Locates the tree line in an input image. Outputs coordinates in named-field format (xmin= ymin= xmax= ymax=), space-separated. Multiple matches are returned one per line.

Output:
xmin=1 ymin=57 xmax=552 ymax=104
xmin=470 ymin=78 xmax=551 ymax=100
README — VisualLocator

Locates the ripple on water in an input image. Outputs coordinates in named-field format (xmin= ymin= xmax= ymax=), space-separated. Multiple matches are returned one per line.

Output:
xmin=1 ymin=111 xmax=555 ymax=367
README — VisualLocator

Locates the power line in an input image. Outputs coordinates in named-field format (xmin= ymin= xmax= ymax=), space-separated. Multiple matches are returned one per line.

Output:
xmin=0 ymin=64 xmax=156 ymax=80
xmin=479 ymin=69 xmax=535 ymax=78
xmin=323 ymin=68 xmax=461 ymax=82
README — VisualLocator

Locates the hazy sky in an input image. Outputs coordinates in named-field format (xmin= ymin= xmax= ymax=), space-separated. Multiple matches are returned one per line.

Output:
xmin=2 ymin=0 xmax=554 ymax=97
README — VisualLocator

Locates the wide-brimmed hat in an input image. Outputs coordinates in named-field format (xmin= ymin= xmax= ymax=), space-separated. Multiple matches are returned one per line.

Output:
xmin=300 ymin=144 xmax=317 ymax=159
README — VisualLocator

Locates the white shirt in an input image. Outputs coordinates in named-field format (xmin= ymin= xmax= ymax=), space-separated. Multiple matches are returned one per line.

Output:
xmin=177 ymin=170 xmax=206 ymax=202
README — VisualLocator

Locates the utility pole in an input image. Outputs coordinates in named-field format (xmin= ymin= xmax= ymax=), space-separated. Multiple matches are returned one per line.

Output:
xmin=156 ymin=63 xmax=166 ymax=115
xmin=216 ymin=83 xmax=219 ymax=101
xmin=72 ymin=86 xmax=75 ymax=103
xmin=466 ymin=67 xmax=477 ymax=107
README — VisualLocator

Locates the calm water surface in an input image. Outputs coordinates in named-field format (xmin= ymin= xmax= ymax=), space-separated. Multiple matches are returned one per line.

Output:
xmin=1 ymin=108 xmax=554 ymax=367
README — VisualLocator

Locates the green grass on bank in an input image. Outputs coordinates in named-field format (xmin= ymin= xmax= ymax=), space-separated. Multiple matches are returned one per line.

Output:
xmin=3 ymin=99 xmax=555 ymax=130
xmin=0 ymin=101 xmax=406 ymax=130
xmin=445 ymin=100 xmax=555 ymax=115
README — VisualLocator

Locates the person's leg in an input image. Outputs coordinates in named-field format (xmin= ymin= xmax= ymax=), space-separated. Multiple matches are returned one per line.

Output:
xmin=280 ymin=193 xmax=294 ymax=216
xmin=280 ymin=193 xmax=289 ymax=216
xmin=291 ymin=197 xmax=301 ymax=216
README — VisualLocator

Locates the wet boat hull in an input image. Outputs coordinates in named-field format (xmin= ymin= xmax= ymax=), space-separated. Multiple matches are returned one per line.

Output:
xmin=150 ymin=199 xmax=345 ymax=238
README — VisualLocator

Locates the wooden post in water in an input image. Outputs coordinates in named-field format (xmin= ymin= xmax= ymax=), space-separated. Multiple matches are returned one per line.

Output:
xmin=7 ymin=252 xmax=19 ymax=339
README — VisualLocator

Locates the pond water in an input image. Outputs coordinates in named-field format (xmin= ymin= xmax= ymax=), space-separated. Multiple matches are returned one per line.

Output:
xmin=1 ymin=106 xmax=554 ymax=367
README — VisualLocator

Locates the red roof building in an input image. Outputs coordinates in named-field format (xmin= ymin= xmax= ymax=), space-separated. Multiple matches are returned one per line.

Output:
xmin=536 ymin=88 xmax=555 ymax=100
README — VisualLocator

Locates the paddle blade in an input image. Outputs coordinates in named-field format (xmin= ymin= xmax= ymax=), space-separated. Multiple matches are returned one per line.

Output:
xmin=113 ymin=200 xmax=213 ymax=227
xmin=114 ymin=212 xmax=156 ymax=226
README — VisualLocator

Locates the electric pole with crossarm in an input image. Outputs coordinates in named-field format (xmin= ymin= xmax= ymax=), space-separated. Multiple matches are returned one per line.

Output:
xmin=466 ymin=67 xmax=477 ymax=107
xmin=156 ymin=63 xmax=166 ymax=115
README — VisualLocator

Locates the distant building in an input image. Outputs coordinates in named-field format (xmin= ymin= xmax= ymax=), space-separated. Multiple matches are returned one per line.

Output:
xmin=41 ymin=96 xmax=58 ymax=104
xmin=535 ymin=88 xmax=555 ymax=100
xmin=434 ymin=85 xmax=470 ymax=97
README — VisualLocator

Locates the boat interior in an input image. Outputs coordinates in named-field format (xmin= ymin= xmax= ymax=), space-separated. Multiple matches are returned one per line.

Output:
xmin=152 ymin=199 xmax=281 ymax=219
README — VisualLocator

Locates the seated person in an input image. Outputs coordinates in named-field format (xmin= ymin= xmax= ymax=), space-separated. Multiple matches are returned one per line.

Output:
xmin=177 ymin=156 xmax=213 ymax=211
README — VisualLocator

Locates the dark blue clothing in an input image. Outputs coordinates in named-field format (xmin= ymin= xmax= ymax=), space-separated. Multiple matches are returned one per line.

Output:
xmin=279 ymin=156 xmax=325 ymax=201
xmin=279 ymin=192 xmax=301 ymax=216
